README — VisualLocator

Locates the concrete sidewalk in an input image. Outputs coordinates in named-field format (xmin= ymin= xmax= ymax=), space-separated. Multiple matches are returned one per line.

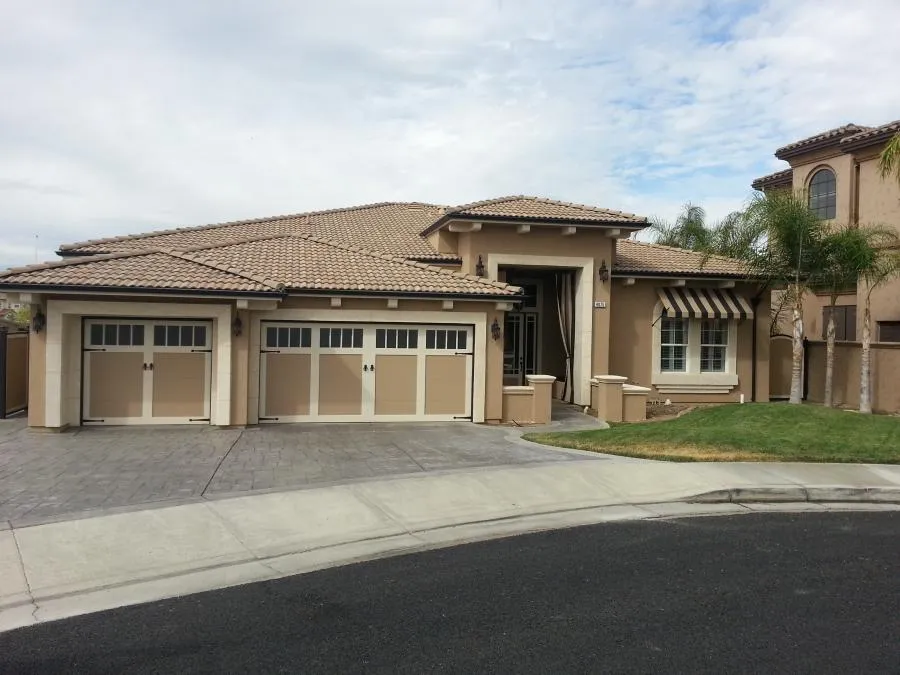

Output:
xmin=2 ymin=459 xmax=899 ymax=632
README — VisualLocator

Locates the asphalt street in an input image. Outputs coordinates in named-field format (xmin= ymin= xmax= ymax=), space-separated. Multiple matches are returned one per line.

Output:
xmin=1 ymin=511 xmax=898 ymax=674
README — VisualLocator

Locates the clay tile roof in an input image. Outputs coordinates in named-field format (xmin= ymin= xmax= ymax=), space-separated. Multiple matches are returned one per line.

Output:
xmin=839 ymin=119 xmax=900 ymax=151
xmin=751 ymin=168 xmax=793 ymax=191
xmin=59 ymin=202 xmax=456 ymax=261
xmin=0 ymin=251 xmax=281 ymax=295
xmin=614 ymin=240 xmax=748 ymax=277
xmin=184 ymin=234 xmax=521 ymax=297
xmin=774 ymin=124 xmax=870 ymax=159
xmin=446 ymin=195 xmax=646 ymax=224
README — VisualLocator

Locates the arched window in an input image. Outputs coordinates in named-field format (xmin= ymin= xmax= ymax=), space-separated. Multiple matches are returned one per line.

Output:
xmin=808 ymin=168 xmax=836 ymax=219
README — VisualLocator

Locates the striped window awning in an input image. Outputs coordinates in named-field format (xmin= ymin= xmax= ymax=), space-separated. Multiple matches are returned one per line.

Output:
xmin=657 ymin=287 xmax=754 ymax=320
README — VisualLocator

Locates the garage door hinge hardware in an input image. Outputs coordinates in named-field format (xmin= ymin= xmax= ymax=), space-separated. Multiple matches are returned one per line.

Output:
xmin=261 ymin=349 xmax=281 ymax=353
xmin=83 ymin=348 xmax=107 ymax=352
xmin=191 ymin=348 xmax=213 ymax=353
xmin=189 ymin=418 xmax=211 ymax=422
xmin=453 ymin=415 xmax=473 ymax=420
xmin=455 ymin=351 xmax=474 ymax=356
xmin=83 ymin=419 xmax=105 ymax=423
xmin=259 ymin=416 xmax=279 ymax=421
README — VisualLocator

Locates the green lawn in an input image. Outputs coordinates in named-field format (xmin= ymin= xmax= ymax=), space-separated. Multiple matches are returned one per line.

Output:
xmin=524 ymin=403 xmax=900 ymax=463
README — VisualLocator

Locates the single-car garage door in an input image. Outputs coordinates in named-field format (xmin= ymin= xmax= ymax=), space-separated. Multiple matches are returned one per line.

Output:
xmin=82 ymin=319 xmax=212 ymax=425
xmin=259 ymin=322 xmax=473 ymax=422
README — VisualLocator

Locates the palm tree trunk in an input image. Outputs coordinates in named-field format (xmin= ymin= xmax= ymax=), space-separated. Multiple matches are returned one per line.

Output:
xmin=824 ymin=308 xmax=836 ymax=407
xmin=860 ymin=299 xmax=873 ymax=414
xmin=789 ymin=284 xmax=804 ymax=405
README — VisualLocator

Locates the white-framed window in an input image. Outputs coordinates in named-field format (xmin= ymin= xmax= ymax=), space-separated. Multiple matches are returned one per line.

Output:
xmin=700 ymin=319 xmax=728 ymax=372
xmin=660 ymin=317 xmax=688 ymax=372
xmin=652 ymin=306 xmax=738 ymax=393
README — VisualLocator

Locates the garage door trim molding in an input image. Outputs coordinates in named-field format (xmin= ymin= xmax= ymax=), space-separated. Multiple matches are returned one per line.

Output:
xmin=46 ymin=300 xmax=232 ymax=427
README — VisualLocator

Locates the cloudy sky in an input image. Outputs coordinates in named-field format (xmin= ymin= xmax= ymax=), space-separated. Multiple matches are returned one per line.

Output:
xmin=1 ymin=0 xmax=898 ymax=267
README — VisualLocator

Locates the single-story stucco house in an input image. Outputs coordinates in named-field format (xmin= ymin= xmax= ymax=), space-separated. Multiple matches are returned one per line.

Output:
xmin=0 ymin=196 xmax=769 ymax=430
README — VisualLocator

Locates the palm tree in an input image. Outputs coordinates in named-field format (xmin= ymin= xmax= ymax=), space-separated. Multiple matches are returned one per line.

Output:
xmin=878 ymin=132 xmax=900 ymax=184
xmin=646 ymin=203 xmax=711 ymax=250
xmin=817 ymin=226 xmax=891 ymax=407
xmin=741 ymin=191 xmax=829 ymax=404
xmin=647 ymin=203 xmax=765 ymax=258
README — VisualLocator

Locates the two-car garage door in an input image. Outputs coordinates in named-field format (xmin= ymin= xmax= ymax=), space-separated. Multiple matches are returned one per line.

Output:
xmin=259 ymin=322 xmax=473 ymax=422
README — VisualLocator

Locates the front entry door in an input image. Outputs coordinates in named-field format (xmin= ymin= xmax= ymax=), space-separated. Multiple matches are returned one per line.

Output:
xmin=503 ymin=312 xmax=538 ymax=386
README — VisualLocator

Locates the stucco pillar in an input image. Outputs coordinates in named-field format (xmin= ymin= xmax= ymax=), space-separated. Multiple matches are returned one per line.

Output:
xmin=622 ymin=384 xmax=651 ymax=422
xmin=485 ymin=309 xmax=505 ymax=422
xmin=230 ymin=309 xmax=250 ymax=426
xmin=526 ymin=375 xmax=556 ymax=424
xmin=27 ymin=308 xmax=45 ymax=428
xmin=592 ymin=374 xmax=627 ymax=422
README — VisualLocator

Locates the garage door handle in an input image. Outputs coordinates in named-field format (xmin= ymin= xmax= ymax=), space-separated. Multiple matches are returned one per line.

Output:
xmin=143 ymin=362 xmax=154 ymax=371
xmin=363 ymin=364 xmax=375 ymax=372
xmin=363 ymin=364 xmax=368 ymax=372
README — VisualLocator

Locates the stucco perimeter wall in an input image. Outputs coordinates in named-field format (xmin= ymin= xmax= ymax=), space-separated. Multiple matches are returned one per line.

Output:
xmin=609 ymin=280 xmax=769 ymax=403
xmin=805 ymin=340 xmax=900 ymax=413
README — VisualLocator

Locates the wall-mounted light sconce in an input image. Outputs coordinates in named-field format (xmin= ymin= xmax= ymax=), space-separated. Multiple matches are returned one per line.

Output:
xmin=491 ymin=318 xmax=502 ymax=341
xmin=598 ymin=259 xmax=609 ymax=282
xmin=232 ymin=316 xmax=243 ymax=337
xmin=31 ymin=308 xmax=45 ymax=334
xmin=475 ymin=255 xmax=485 ymax=277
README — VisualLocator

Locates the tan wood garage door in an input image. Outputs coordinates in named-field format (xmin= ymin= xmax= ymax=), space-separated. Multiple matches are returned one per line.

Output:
xmin=259 ymin=322 xmax=473 ymax=422
xmin=83 ymin=319 xmax=212 ymax=425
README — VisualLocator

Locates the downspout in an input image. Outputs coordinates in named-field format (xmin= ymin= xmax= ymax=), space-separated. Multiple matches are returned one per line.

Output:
xmin=852 ymin=160 xmax=861 ymax=227
xmin=802 ymin=336 xmax=811 ymax=401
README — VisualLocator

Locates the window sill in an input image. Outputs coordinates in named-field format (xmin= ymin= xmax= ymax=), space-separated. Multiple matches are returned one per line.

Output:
xmin=652 ymin=372 xmax=738 ymax=395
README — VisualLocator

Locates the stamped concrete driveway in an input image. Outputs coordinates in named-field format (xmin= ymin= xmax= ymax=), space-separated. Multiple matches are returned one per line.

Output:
xmin=0 ymin=408 xmax=604 ymax=527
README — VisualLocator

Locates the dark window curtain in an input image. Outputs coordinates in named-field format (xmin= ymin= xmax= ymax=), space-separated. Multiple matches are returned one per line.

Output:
xmin=555 ymin=271 xmax=575 ymax=402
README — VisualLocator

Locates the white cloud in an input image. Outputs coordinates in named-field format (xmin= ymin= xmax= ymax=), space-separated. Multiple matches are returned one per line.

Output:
xmin=1 ymin=0 xmax=898 ymax=264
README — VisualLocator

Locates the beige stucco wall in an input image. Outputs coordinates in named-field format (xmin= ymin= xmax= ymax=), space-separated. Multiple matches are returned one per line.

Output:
xmin=856 ymin=152 xmax=900 ymax=229
xmin=608 ymin=280 xmax=769 ymax=402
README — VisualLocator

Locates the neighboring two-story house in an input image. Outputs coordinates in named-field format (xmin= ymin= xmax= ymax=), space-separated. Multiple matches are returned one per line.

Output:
xmin=752 ymin=120 xmax=900 ymax=343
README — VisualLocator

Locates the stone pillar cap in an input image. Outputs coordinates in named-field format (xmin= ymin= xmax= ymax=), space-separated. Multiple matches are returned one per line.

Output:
xmin=622 ymin=384 xmax=652 ymax=393
xmin=592 ymin=374 xmax=629 ymax=383
xmin=525 ymin=374 xmax=557 ymax=383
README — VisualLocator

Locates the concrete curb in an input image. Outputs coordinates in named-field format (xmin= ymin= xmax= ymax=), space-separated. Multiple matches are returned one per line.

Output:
xmin=689 ymin=486 xmax=900 ymax=504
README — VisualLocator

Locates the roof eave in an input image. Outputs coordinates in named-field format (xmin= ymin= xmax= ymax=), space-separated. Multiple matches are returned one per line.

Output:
xmin=0 ymin=282 xmax=283 ymax=299
xmin=421 ymin=212 xmax=647 ymax=237
xmin=611 ymin=270 xmax=754 ymax=280
xmin=286 ymin=287 xmax=522 ymax=302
